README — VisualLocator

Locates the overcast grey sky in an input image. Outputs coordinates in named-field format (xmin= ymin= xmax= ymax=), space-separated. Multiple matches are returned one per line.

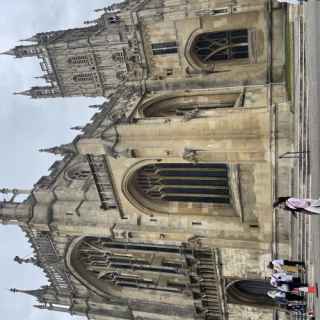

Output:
xmin=0 ymin=1 xmax=116 ymax=319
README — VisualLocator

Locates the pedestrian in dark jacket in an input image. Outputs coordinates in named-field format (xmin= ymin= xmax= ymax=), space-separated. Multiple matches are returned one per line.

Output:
xmin=268 ymin=259 xmax=305 ymax=272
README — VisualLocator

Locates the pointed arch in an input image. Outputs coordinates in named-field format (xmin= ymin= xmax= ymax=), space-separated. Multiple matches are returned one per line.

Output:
xmin=185 ymin=28 xmax=256 ymax=71
xmin=122 ymin=161 xmax=238 ymax=216
xmin=191 ymin=30 xmax=249 ymax=64
xmin=226 ymin=280 xmax=275 ymax=307
xmin=138 ymin=91 xmax=241 ymax=118
xmin=66 ymin=237 xmax=227 ymax=318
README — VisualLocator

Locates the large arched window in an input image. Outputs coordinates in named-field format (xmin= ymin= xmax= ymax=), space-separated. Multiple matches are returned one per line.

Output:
xmin=191 ymin=30 xmax=249 ymax=64
xmin=135 ymin=163 xmax=230 ymax=204
xmin=75 ymin=238 xmax=192 ymax=293
xmin=139 ymin=91 xmax=242 ymax=118
xmin=67 ymin=237 xmax=226 ymax=319
xmin=125 ymin=163 xmax=232 ymax=215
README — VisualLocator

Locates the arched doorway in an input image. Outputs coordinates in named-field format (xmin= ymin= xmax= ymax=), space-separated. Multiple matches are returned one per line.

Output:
xmin=139 ymin=91 xmax=241 ymax=118
xmin=226 ymin=280 xmax=275 ymax=307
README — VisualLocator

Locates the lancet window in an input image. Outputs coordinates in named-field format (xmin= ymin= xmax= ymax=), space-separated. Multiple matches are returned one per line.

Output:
xmin=68 ymin=55 xmax=92 ymax=65
xmin=73 ymin=73 xmax=95 ymax=82
xmin=192 ymin=29 xmax=249 ymax=63
xmin=152 ymin=42 xmax=178 ymax=55
xmin=134 ymin=163 xmax=230 ymax=204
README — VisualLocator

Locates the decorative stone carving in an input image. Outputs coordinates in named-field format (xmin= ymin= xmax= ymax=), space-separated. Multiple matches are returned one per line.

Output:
xmin=39 ymin=143 xmax=76 ymax=156
xmin=182 ymin=148 xmax=202 ymax=163
xmin=176 ymin=107 xmax=200 ymax=121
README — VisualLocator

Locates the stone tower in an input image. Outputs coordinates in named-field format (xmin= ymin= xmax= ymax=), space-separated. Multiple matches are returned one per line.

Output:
xmin=2 ymin=3 xmax=145 ymax=98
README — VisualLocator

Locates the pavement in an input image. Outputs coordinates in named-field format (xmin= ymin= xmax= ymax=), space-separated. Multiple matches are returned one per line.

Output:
xmin=290 ymin=0 xmax=320 ymax=318
xmin=305 ymin=0 xmax=320 ymax=317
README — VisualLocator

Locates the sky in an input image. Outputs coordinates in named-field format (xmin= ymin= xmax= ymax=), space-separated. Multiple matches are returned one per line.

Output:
xmin=0 ymin=1 xmax=116 ymax=319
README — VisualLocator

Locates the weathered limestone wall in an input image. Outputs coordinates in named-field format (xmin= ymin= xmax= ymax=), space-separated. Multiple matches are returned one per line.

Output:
xmin=221 ymin=248 xmax=271 ymax=279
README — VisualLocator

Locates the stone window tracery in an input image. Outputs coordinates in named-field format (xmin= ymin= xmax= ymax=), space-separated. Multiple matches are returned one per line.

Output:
xmin=68 ymin=55 xmax=92 ymax=65
xmin=192 ymin=30 xmax=249 ymax=64
xmin=134 ymin=163 xmax=230 ymax=205
xmin=68 ymin=237 xmax=226 ymax=319
xmin=76 ymin=237 xmax=191 ymax=293
xmin=73 ymin=73 xmax=96 ymax=82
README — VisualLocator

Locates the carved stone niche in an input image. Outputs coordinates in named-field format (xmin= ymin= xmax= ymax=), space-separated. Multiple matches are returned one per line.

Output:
xmin=65 ymin=162 xmax=92 ymax=182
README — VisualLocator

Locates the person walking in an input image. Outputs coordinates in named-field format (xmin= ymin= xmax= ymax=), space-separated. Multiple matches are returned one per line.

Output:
xmin=270 ymin=272 xmax=307 ymax=289
xmin=285 ymin=303 xmax=306 ymax=314
xmin=273 ymin=197 xmax=320 ymax=215
xmin=268 ymin=259 xmax=305 ymax=273
xmin=267 ymin=290 xmax=304 ymax=302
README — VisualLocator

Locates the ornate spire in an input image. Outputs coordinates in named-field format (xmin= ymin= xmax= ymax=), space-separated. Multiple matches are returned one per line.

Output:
xmin=95 ymin=4 xmax=121 ymax=12
xmin=39 ymin=143 xmax=76 ymax=156
xmin=19 ymin=35 xmax=38 ymax=42
xmin=34 ymin=304 xmax=47 ymax=310
xmin=1 ymin=48 xmax=16 ymax=56
xmin=84 ymin=19 xmax=99 ymax=25
xmin=14 ymin=86 xmax=60 ymax=99
xmin=0 ymin=200 xmax=31 ymax=225
xmin=94 ymin=7 xmax=108 ymax=12
xmin=0 ymin=188 xmax=31 ymax=203
xmin=0 ymin=188 xmax=30 ymax=195
xmin=88 ymin=104 xmax=103 ymax=109
xmin=34 ymin=74 xmax=54 ymax=82
xmin=14 ymin=255 xmax=40 ymax=266
xmin=14 ymin=89 xmax=32 ymax=97
xmin=70 ymin=126 xmax=84 ymax=131
xmin=34 ymin=303 xmax=70 ymax=313
xmin=10 ymin=286 xmax=48 ymax=299
xmin=2 ymin=44 xmax=39 ymax=58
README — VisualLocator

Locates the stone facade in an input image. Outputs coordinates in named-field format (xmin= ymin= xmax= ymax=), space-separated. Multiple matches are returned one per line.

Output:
xmin=1 ymin=1 xmax=294 ymax=320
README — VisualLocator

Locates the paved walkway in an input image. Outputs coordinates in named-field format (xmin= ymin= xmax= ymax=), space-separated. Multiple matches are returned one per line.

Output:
xmin=290 ymin=0 xmax=320 ymax=318
xmin=305 ymin=0 xmax=320 ymax=317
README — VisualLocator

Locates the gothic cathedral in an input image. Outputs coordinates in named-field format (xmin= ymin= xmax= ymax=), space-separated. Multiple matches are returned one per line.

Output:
xmin=1 ymin=1 xmax=294 ymax=320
